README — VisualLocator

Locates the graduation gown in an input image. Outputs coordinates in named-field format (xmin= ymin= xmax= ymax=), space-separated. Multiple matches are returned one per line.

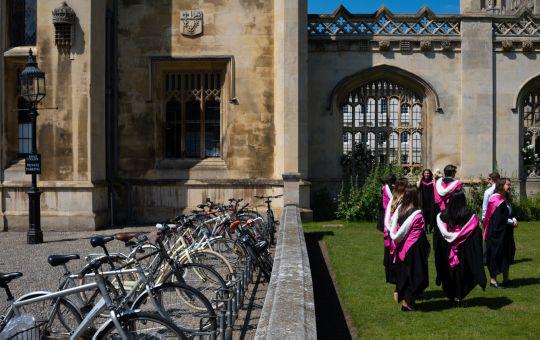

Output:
xmin=387 ymin=209 xmax=430 ymax=302
xmin=383 ymin=196 xmax=397 ymax=284
xmin=484 ymin=194 xmax=516 ymax=277
xmin=435 ymin=214 xmax=487 ymax=300
xmin=433 ymin=177 xmax=463 ymax=285
xmin=377 ymin=184 xmax=393 ymax=232
xmin=419 ymin=180 xmax=436 ymax=231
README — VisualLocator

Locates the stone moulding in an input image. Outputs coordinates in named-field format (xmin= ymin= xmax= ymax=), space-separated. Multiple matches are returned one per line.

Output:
xmin=308 ymin=5 xmax=461 ymax=38
xmin=493 ymin=9 xmax=540 ymax=36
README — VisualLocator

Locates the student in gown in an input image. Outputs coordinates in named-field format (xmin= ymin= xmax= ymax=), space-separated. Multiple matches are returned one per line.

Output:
xmin=482 ymin=172 xmax=500 ymax=221
xmin=435 ymin=190 xmax=487 ymax=303
xmin=433 ymin=164 xmax=463 ymax=285
xmin=484 ymin=178 xmax=518 ymax=289
xmin=383 ymin=178 xmax=409 ymax=302
xmin=377 ymin=174 xmax=396 ymax=232
xmin=386 ymin=186 xmax=430 ymax=311
xmin=417 ymin=169 xmax=436 ymax=233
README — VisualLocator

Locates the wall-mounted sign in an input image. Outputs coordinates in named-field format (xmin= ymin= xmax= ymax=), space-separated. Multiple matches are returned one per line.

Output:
xmin=25 ymin=154 xmax=41 ymax=175
xmin=181 ymin=10 xmax=203 ymax=37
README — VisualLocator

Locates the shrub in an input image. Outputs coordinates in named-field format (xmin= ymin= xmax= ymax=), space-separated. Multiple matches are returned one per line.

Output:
xmin=467 ymin=180 xmax=489 ymax=217
xmin=337 ymin=163 xmax=405 ymax=222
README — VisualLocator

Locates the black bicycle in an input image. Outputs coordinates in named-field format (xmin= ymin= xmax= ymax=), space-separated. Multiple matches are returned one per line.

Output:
xmin=254 ymin=195 xmax=282 ymax=245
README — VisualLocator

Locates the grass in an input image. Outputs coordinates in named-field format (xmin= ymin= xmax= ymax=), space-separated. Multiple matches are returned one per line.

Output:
xmin=304 ymin=220 xmax=540 ymax=339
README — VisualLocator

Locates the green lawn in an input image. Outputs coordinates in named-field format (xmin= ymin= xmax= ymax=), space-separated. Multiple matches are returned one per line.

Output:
xmin=304 ymin=221 xmax=540 ymax=339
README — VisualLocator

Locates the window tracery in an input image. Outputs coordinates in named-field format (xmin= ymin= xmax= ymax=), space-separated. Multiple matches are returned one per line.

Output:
xmin=341 ymin=80 xmax=424 ymax=172
xmin=521 ymin=88 xmax=540 ymax=177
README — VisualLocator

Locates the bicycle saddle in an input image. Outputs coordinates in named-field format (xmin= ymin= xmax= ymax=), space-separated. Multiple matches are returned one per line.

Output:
xmin=47 ymin=254 xmax=80 ymax=267
xmin=0 ymin=272 xmax=23 ymax=287
xmin=90 ymin=235 xmax=115 ymax=248
xmin=115 ymin=232 xmax=147 ymax=242
xmin=255 ymin=240 xmax=269 ymax=254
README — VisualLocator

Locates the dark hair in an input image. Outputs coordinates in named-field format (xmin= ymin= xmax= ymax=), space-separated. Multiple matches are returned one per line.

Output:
xmin=398 ymin=186 xmax=421 ymax=222
xmin=422 ymin=169 xmax=433 ymax=181
xmin=495 ymin=178 xmax=511 ymax=201
xmin=380 ymin=174 xmax=397 ymax=185
xmin=442 ymin=190 xmax=471 ymax=227
xmin=489 ymin=172 xmax=501 ymax=181
xmin=444 ymin=164 xmax=457 ymax=178
xmin=391 ymin=178 xmax=410 ymax=212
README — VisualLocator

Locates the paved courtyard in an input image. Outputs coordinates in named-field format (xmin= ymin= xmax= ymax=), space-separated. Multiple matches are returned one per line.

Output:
xmin=0 ymin=227 xmax=266 ymax=339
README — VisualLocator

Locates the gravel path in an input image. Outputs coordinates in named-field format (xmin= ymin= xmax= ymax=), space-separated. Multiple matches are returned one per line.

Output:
xmin=0 ymin=227 xmax=268 ymax=338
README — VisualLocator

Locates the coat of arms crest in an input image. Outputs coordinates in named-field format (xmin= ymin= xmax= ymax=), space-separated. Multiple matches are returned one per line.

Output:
xmin=181 ymin=10 xmax=203 ymax=36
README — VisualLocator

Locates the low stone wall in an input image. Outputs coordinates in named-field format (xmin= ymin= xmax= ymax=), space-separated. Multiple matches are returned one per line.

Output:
xmin=255 ymin=205 xmax=316 ymax=339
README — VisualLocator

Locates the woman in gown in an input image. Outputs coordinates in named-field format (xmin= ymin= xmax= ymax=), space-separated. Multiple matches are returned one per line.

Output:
xmin=386 ymin=186 xmax=430 ymax=311
xmin=484 ymin=178 xmax=517 ymax=289
xmin=377 ymin=174 xmax=396 ymax=232
xmin=417 ymin=169 xmax=436 ymax=233
xmin=435 ymin=190 xmax=487 ymax=302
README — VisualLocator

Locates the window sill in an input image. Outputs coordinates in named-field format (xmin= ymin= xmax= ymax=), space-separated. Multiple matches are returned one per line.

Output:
xmin=4 ymin=46 xmax=37 ymax=57
xmin=156 ymin=157 xmax=226 ymax=170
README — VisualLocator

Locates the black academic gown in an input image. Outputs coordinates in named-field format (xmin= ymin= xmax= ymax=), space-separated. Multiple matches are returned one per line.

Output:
xmin=485 ymin=203 xmax=516 ymax=278
xmin=436 ymin=215 xmax=487 ymax=300
xmin=393 ymin=215 xmax=430 ymax=302
xmin=419 ymin=180 xmax=436 ymax=231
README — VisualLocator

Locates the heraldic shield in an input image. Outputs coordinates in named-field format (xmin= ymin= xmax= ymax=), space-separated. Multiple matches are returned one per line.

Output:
xmin=181 ymin=10 xmax=203 ymax=36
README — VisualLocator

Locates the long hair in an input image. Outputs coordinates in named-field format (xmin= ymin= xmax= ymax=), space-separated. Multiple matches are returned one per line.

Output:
xmin=422 ymin=169 xmax=433 ymax=182
xmin=380 ymin=174 xmax=397 ymax=186
xmin=391 ymin=178 xmax=409 ymax=212
xmin=495 ymin=178 xmax=511 ymax=201
xmin=442 ymin=190 xmax=471 ymax=227
xmin=397 ymin=186 xmax=421 ymax=222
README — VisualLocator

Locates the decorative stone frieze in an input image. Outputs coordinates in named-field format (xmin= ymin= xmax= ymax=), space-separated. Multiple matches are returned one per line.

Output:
xmin=378 ymin=40 xmax=391 ymax=51
xmin=523 ymin=40 xmax=535 ymax=52
xmin=52 ymin=2 xmax=76 ymax=50
xmin=400 ymin=41 xmax=411 ymax=52
xmin=502 ymin=40 xmax=514 ymax=52
xmin=441 ymin=39 xmax=453 ymax=52
xmin=181 ymin=10 xmax=203 ymax=37
xmin=420 ymin=39 xmax=432 ymax=52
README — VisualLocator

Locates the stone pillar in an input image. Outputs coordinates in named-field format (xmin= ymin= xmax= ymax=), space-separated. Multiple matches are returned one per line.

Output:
xmin=0 ymin=0 xmax=5 ymax=230
xmin=274 ymin=0 xmax=309 ymax=208
xmin=460 ymin=18 xmax=494 ymax=179
xmin=460 ymin=0 xmax=482 ymax=13
xmin=283 ymin=172 xmax=300 ymax=206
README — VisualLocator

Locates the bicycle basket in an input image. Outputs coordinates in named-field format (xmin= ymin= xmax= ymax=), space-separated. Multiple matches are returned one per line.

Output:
xmin=6 ymin=321 xmax=45 ymax=340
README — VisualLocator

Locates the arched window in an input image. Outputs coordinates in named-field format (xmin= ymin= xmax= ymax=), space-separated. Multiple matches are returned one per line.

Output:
xmin=341 ymin=80 xmax=424 ymax=172
xmin=8 ymin=0 xmax=36 ymax=47
xmin=521 ymin=88 xmax=540 ymax=177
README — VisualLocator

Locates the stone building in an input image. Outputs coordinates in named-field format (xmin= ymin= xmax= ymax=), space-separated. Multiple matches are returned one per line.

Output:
xmin=1 ymin=0 xmax=540 ymax=230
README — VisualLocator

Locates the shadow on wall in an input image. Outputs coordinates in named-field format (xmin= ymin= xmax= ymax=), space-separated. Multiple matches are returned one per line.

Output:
xmin=304 ymin=231 xmax=353 ymax=340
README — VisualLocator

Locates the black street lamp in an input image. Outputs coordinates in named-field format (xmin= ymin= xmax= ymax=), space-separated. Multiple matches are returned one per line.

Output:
xmin=19 ymin=49 xmax=46 ymax=244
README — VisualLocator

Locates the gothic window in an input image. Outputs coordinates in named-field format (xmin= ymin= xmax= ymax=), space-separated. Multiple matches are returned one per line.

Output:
xmin=521 ymin=88 xmax=540 ymax=177
xmin=8 ymin=0 xmax=36 ymax=47
xmin=164 ymin=72 xmax=222 ymax=159
xmin=341 ymin=80 xmax=424 ymax=172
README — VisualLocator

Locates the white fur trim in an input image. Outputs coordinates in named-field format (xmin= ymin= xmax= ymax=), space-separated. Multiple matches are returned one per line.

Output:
xmin=435 ymin=178 xmax=460 ymax=197
xmin=436 ymin=213 xmax=475 ymax=243
xmin=387 ymin=207 xmax=422 ymax=243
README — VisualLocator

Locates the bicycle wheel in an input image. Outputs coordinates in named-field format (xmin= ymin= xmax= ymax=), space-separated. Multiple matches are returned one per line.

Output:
xmin=97 ymin=311 xmax=186 ymax=339
xmin=14 ymin=292 xmax=82 ymax=338
xmin=131 ymin=282 xmax=217 ymax=336
xmin=178 ymin=249 xmax=235 ymax=282
xmin=164 ymin=262 xmax=229 ymax=309
xmin=209 ymin=237 xmax=248 ymax=271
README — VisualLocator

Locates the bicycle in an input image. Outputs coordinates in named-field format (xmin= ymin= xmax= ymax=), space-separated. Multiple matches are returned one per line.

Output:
xmin=254 ymin=194 xmax=282 ymax=245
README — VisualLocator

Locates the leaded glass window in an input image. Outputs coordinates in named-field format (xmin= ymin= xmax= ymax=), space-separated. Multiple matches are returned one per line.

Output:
xmin=521 ymin=89 xmax=540 ymax=177
xmin=341 ymin=80 xmax=424 ymax=172
xmin=164 ymin=71 xmax=222 ymax=159
xmin=8 ymin=0 xmax=36 ymax=47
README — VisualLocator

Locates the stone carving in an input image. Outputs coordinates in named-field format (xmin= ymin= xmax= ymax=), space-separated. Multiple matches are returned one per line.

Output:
xmin=308 ymin=6 xmax=460 ymax=37
xmin=502 ymin=40 xmax=514 ymax=52
xmin=378 ymin=40 xmax=391 ymax=51
xmin=441 ymin=39 xmax=453 ymax=51
xmin=493 ymin=15 xmax=540 ymax=36
xmin=420 ymin=40 xmax=432 ymax=52
xmin=181 ymin=10 xmax=203 ymax=37
xmin=523 ymin=40 xmax=535 ymax=52
xmin=52 ymin=2 xmax=77 ymax=50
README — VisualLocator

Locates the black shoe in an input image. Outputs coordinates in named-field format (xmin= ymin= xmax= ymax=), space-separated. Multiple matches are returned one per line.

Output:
xmin=490 ymin=282 xmax=505 ymax=289
xmin=401 ymin=305 xmax=415 ymax=312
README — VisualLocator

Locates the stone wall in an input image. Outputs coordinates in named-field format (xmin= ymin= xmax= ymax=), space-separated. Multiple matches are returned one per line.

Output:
xmin=255 ymin=205 xmax=316 ymax=339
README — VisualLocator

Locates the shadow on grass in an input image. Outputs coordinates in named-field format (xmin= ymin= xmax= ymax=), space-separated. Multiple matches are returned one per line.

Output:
xmin=418 ymin=296 xmax=513 ymax=312
xmin=504 ymin=277 xmax=540 ymax=288
xmin=305 ymin=231 xmax=352 ymax=340
xmin=513 ymin=258 xmax=533 ymax=264
xmin=417 ymin=290 xmax=446 ymax=301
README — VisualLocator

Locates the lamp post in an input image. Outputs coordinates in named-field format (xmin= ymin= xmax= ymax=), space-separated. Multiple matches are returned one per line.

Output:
xmin=19 ymin=49 xmax=46 ymax=244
